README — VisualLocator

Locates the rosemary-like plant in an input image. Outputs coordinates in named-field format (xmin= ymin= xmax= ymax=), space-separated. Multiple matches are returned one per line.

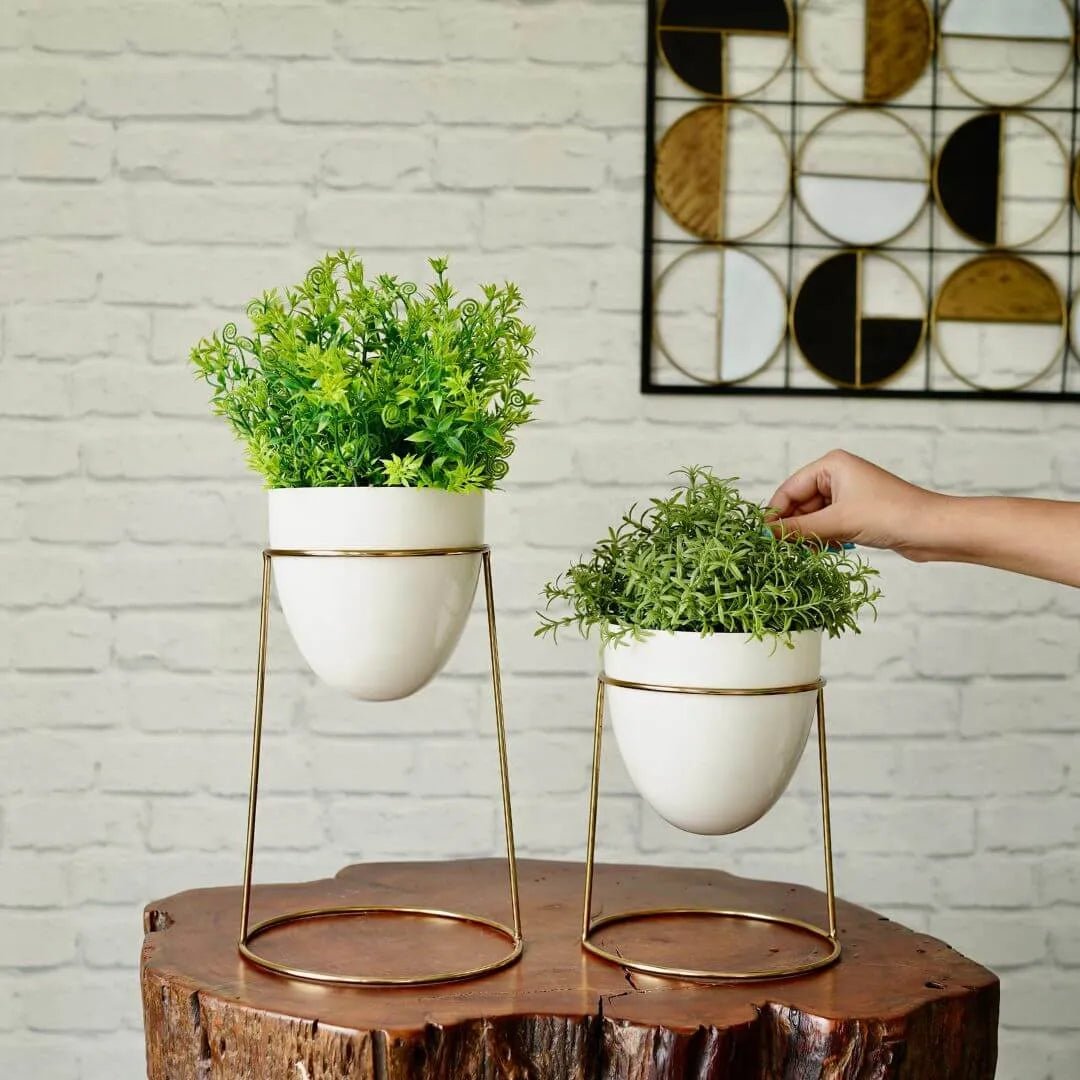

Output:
xmin=191 ymin=252 xmax=538 ymax=490
xmin=537 ymin=467 xmax=881 ymax=646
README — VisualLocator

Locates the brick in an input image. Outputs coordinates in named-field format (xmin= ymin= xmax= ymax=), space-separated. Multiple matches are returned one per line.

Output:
xmin=480 ymin=193 xmax=628 ymax=248
xmin=0 ymin=7 xmax=22 ymax=49
xmin=440 ymin=6 xmax=524 ymax=61
xmin=0 ymin=363 xmax=71 ymax=418
xmin=124 ymin=673 xmax=300 ymax=734
xmin=309 ymin=738 xmax=414 ymax=794
xmin=916 ymin=618 xmax=1079 ymax=678
xmin=0 ymin=59 xmax=83 ymax=114
xmin=928 ymin=912 xmax=1048 ymax=969
xmin=0 ymin=554 xmax=81 ymax=606
xmin=124 ymin=488 xmax=231 ymax=544
xmin=932 ymin=436 xmax=1055 ymax=492
xmin=302 ymin=678 xmax=478 ymax=736
xmin=434 ymin=70 xmax=579 ymax=125
xmin=514 ymin=792 xmax=638 ymax=857
xmin=0 ymin=423 xmax=78 ymax=478
xmin=6 ymin=794 xmax=142 ymax=850
xmin=831 ymin=797 xmax=976 ymax=856
xmin=436 ymin=129 xmax=606 ymax=191
xmin=0 ymin=244 xmax=98 ymax=302
xmin=935 ymin=855 xmax=1040 ymax=909
xmin=979 ymin=797 xmax=1080 ymax=851
xmin=236 ymin=6 xmax=333 ymax=57
xmin=895 ymin=739 xmax=1066 ymax=798
xmin=960 ymin=681 xmax=1080 ymax=735
xmin=87 ymin=63 xmax=272 ymax=118
xmin=0 ymin=852 xmax=68 ymax=907
xmin=278 ymin=65 xmax=428 ymax=123
xmin=21 ymin=971 xmax=140 ymax=1033
xmin=28 ymin=6 xmax=126 ymax=53
xmin=824 ymin=681 xmax=959 ymax=736
xmin=1051 ymin=924 xmax=1080 ymax=966
xmin=80 ymin=910 xmax=143 ymax=968
xmin=126 ymin=6 xmax=232 ymax=55
xmin=84 ymin=552 xmax=258 ymax=608
xmin=69 ymin=361 xmax=153 ymax=416
xmin=6 ymin=304 xmax=149 ymax=361
xmin=0 ymin=673 xmax=127 ymax=730
xmin=1000 ymin=972 xmax=1080 ymax=1029
xmin=326 ymin=796 xmax=497 ymax=858
xmin=524 ymin=10 xmax=637 ymax=64
xmin=322 ymin=133 xmax=432 ymax=189
xmin=84 ymin=423 xmax=248 ymax=480
xmin=338 ymin=7 xmax=443 ymax=60
xmin=0 ymin=914 xmax=77 ymax=969
xmin=0 ymin=1043 xmax=76 ymax=1080
xmin=12 ymin=119 xmax=112 ymax=180
xmin=307 ymin=193 xmax=478 ymax=249
xmin=12 ymin=610 xmax=111 ymax=672
xmin=576 ymin=71 xmax=644 ymax=128
xmin=147 ymin=795 xmax=324 ymax=852
xmin=3 ymin=183 xmax=127 ymax=240
xmin=133 ymin=185 xmax=300 ymax=245
xmin=23 ymin=488 xmax=126 ymax=543
xmin=118 ymin=123 xmax=324 ymax=184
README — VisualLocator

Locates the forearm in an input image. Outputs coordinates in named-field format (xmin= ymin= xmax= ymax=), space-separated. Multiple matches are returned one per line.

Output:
xmin=907 ymin=494 xmax=1080 ymax=587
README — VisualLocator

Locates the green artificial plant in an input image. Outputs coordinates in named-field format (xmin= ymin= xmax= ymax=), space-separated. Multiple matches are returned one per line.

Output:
xmin=191 ymin=252 xmax=538 ymax=491
xmin=538 ymin=467 xmax=881 ymax=646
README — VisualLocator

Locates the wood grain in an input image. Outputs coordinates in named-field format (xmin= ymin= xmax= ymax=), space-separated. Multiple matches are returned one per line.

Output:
xmin=936 ymin=254 xmax=1063 ymax=324
xmin=655 ymin=104 xmax=727 ymax=240
xmin=142 ymin=858 xmax=999 ymax=1079
xmin=864 ymin=0 xmax=932 ymax=102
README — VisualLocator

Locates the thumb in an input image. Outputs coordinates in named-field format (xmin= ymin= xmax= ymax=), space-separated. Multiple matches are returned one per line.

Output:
xmin=774 ymin=505 xmax=849 ymax=545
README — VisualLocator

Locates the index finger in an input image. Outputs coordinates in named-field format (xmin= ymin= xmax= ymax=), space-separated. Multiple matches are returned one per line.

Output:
xmin=768 ymin=457 xmax=831 ymax=517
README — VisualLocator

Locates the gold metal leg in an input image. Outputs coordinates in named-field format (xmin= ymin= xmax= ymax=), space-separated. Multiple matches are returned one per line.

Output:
xmin=239 ymin=551 xmax=272 ymax=942
xmin=816 ymin=687 xmax=838 ymax=940
xmin=581 ymin=677 xmax=605 ymax=942
xmin=236 ymin=546 xmax=524 ymax=987
xmin=580 ymin=679 xmax=841 ymax=981
xmin=482 ymin=549 xmax=522 ymax=943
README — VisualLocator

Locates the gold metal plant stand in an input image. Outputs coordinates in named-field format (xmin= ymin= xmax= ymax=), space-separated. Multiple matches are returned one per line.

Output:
xmin=237 ymin=546 xmax=523 ymax=987
xmin=581 ymin=675 xmax=840 ymax=981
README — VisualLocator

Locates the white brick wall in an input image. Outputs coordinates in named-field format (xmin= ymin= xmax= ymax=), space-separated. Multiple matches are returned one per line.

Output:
xmin=0 ymin=2 xmax=1078 ymax=1077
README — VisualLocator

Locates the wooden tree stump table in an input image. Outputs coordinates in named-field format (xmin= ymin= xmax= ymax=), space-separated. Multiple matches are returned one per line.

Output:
xmin=141 ymin=859 xmax=998 ymax=1079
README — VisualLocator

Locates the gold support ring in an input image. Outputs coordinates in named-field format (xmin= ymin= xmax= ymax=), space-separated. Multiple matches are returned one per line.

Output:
xmin=581 ymin=675 xmax=840 ymax=982
xmin=237 ymin=545 xmax=523 ymax=987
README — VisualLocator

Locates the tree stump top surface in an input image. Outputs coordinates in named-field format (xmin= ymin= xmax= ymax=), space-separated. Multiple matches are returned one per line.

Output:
xmin=141 ymin=859 xmax=999 ymax=1079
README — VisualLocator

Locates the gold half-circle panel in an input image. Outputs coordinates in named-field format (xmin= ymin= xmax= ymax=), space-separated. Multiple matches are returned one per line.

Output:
xmin=865 ymin=0 xmax=933 ymax=102
xmin=655 ymin=104 xmax=728 ymax=241
xmin=935 ymin=255 xmax=1063 ymax=324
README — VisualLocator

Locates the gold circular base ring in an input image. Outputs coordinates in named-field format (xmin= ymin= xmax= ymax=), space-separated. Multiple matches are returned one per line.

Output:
xmin=583 ymin=907 xmax=840 ymax=981
xmin=239 ymin=905 xmax=523 ymax=987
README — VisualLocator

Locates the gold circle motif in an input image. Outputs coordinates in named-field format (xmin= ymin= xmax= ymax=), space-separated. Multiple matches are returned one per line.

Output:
xmin=655 ymin=103 xmax=790 ymax=242
xmin=932 ymin=110 xmax=1069 ymax=249
xmin=932 ymin=254 xmax=1067 ymax=392
xmin=799 ymin=0 xmax=933 ymax=104
xmin=790 ymin=250 xmax=928 ymax=390
xmin=795 ymin=106 xmax=930 ymax=247
xmin=656 ymin=0 xmax=794 ymax=101
xmin=938 ymin=0 xmax=1074 ymax=108
xmin=653 ymin=245 xmax=787 ymax=386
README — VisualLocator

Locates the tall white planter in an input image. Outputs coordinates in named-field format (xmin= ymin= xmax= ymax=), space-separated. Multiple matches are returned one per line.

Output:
xmin=604 ymin=629 xmax=822 ymax=835
xmin=268 ymin=488 xmax=484 ymax=701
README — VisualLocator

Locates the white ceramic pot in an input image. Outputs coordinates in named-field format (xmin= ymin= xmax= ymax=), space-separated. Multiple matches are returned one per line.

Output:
xmin=604 ymin=629 xmax=822 ymax=835
xmin=268 ymin=488 xmax=484 ymax=701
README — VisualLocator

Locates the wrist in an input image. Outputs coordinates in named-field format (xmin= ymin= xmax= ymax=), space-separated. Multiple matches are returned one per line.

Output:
xmin=896 ymin=491 xmax=964 ymax=563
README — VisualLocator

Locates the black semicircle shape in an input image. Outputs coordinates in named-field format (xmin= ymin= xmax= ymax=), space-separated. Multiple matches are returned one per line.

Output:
xmin=936 ymin=112 xmax=1001 ymax=246
xmin=859 ymin=318 xmax=923 ymax=386
xmin=660 ymin=0 xmax=790 ymax=33
xmin=659 ymin=28 xmax=725 ymax=96
xmin=793 ymin=252 xmax=857 ymax=384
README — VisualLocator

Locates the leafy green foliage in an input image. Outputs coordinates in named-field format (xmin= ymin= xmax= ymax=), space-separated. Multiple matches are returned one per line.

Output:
xmin=190 ymin=252 xmax=538 ymax=490
xmin=537 ymin=467 xmax=881 ymax=646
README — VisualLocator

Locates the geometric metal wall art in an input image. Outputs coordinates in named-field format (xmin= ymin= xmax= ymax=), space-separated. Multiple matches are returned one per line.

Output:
xmin=642 ymin=0 xmax=1080 ymax=400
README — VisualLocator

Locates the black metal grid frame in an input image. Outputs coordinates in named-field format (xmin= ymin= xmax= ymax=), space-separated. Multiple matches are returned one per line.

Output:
xmin=640 ymin=0 xmax=1080 ymax=401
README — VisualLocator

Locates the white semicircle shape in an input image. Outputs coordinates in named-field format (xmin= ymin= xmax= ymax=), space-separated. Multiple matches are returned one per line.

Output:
xmin=719 ymin=249 xmax=786 ymax=382
xmin=798 ymin=175 xmax=926 ymax=245
xmin=942 ymin=0 xmax=1070 ymax=39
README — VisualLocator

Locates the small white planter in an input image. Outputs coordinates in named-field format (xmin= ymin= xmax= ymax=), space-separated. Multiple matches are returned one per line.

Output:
xmin=604 ymin=629 xmax=822 ymax=835
xmin=268 ymin=487 xmax=484 ymax=701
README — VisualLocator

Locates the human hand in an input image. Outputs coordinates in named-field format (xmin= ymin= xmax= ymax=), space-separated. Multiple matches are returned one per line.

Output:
xmin=768 ymin=450 xmax=941 ymax=559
